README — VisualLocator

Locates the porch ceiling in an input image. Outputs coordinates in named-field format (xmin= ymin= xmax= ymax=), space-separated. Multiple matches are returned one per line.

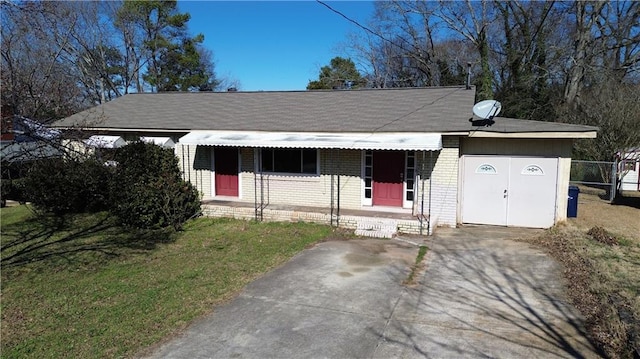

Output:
xmin=178 ymin=131 xmax=442 ymax=151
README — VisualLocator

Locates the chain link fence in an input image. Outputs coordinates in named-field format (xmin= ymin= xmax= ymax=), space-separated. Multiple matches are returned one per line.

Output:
xmin=570 ymin=160 xmax=616 ymax=202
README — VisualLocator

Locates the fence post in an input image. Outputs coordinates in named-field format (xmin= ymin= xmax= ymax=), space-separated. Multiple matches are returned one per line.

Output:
xmin=611 ymin=160 xmax=617 ymax=203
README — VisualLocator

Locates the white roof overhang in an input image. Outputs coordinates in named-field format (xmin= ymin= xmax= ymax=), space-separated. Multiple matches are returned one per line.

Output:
xmin=140 ymin=136 xmax=175 ymax=148
xmin=467 ymin=131 xmax=598 ymax=139
xmin=84 ymin=135 xmax=126 ymax=149
xmin=178 ymin=131 xmax=442 ymax=151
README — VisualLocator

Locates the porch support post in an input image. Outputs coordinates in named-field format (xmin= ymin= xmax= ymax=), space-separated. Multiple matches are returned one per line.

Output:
xmin=330 ymin=149 xmax=335 ymax=226
xmin=611 ymin=160 xmax=617 ymax=203
xmin=254 ymin=148 xmax=258 ymax=221
xmin=420 ymin=151 xmax=426 ymax=235
xmin=337 ymin=149 xmax=340 ymax=227
xmin=254 ymin=148 xmax=264 ymax=222
xmin=330 ymin=149 xmax=340 ymax=227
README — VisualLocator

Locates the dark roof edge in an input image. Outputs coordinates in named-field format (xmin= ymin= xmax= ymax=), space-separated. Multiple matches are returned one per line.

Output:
xmin=116 ymin=85 xmax=474 ymax=95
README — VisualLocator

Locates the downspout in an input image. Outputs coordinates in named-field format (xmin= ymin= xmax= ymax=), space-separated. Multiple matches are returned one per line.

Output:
xmin=428 ymin=151 xmax=433 ymax=235
xmin=194 ymin=147 xmax=199 ymax=192
xmin=186 ymin=145 xmax=191 ymax=182
xmin=181 ymin=144 xmax=186 ymax=180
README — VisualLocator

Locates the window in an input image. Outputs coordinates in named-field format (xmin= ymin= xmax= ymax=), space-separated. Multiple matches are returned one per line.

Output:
xmin=406 ymin=152 xmax=415 ymax=201
xmin=623 ymin=160 xmax=637 ymax=172
xmin=476 ymin=164 xmax=497 ymax=174
xmin=261 ymin=148 xmax=318 ymax=174
xmin=364 ymin=150 xmax=373 ymax=199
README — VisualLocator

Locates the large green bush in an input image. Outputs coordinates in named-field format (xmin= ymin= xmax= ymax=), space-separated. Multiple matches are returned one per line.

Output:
xmin=110 ymin=141 xmax=200 ymax=230
xmin=23 ymin=157 xmax=112 ymax=216
xmin=18 ymin=142 xmax=200 ymax=230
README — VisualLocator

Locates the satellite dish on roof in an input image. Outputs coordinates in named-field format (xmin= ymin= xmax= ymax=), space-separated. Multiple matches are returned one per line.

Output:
xmin=472 ymin=100 xmax=502 ymax=120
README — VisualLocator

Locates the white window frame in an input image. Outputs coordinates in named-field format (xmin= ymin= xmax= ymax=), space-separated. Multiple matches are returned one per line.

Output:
xmin=361 ymin=150 xmax=413 ymax=209
xmin=361 ymin=150 xmax=373 ymax=206
xmin=403 ymin=151 xmax=416 ymax=209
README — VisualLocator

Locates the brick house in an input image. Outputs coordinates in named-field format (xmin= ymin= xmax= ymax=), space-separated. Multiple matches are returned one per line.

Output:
xmin=55 ymin=87 xmax=597 ymax=234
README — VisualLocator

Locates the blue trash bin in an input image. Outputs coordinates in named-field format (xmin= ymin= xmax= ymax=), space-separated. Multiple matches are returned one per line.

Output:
xmin=567 ymin=186 xmax=580 ymax=218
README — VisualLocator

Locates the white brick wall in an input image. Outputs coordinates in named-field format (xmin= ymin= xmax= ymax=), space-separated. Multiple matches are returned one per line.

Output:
xmin=176 ymin=146 xmax=364 ymax=209
xmin=424 ymin=137 xmax=460 ymax=227
xmin=240 ymin=149 xmax=363 ymax=209
xmin=178 ymin=143 xmax=462 ymax=230
xmin=175 ymin=144 xmax=212 ymax=198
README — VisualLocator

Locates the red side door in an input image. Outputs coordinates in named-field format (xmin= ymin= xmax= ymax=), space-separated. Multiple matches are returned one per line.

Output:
xmin=215 ymin=147 xmax=239 ymax=197
xmin=372 ymin=151 xmax=404 ymax=207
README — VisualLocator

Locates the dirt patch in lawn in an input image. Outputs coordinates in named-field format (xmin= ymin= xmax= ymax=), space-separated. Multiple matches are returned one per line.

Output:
xmin=517 ymin=192 xmax=640 ymax=359
xmin=572 ymin=187 xmax=640 ymax=241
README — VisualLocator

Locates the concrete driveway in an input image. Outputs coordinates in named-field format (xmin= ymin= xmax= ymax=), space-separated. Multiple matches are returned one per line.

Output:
xmin=146 ymin=226 xmax=600 ymax=358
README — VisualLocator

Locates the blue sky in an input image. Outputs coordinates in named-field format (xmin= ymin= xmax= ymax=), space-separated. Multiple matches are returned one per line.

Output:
xmin=178 ymin=1 xmax=374 ymax=91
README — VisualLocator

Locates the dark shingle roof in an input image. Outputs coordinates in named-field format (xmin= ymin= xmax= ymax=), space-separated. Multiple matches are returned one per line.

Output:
xmin=471 ymin=117 xmax=599 ymax=134
xmin=55 ymin=87 xmax=597 ymax=135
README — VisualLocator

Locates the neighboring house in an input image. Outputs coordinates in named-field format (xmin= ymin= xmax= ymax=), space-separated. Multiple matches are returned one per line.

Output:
xmin=1 ymin=114 xmax=61 ymax=164
xmin=616 ymin=147 xmax=640 ymax=192
xmin=54 ymin=87 xmax=597 ymax=233
xmin=64 ymin=135 xmax=175 ymax=161
xmin=62 ymin=134 xmax=129 ymax=162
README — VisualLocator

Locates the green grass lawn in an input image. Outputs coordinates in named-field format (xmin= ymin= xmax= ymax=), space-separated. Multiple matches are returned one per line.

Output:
xmin=1 ymin=205 xmax=332 ymax=358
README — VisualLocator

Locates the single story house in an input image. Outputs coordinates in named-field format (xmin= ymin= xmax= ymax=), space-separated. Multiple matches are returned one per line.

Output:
xmin=1 ymin=114 xmax=62 ymax=164
xmin=55 ymin=86 xmax=597 ymax=234
xmin=616 ymin=147 xmax=640 ymax=192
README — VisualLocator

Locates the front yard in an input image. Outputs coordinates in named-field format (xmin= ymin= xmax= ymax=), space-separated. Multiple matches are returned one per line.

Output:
xmin=2 ymin=192 xmax=638 ymax=358
xmin=518 ymin=192 xmax=640 ymax=358
xmin=0 ymin=206 xmax=332 ymax=358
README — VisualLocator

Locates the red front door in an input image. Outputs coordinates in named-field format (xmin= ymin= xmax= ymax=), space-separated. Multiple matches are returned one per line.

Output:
xmin=372 ymin=151 xmax=404 ymax=207
xmin=215 ymin=147 xmax=239 ymax=197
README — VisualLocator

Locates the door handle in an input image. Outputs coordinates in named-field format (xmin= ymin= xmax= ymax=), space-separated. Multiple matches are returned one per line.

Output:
xmin=503 ymin=189 xmax=508 ymax=198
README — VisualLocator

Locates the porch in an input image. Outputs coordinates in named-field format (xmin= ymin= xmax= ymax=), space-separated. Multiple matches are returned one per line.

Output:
xmin=201 ymin=199 xmax=435 ymax=237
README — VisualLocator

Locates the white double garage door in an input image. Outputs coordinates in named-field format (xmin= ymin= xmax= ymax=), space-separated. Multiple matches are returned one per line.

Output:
xmin=461 ymin=156 xmax=559 ymax=228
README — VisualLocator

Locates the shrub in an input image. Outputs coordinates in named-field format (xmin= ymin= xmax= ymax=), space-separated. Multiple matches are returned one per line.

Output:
xmin=1 ymin=178 xmax=28 ymax=205
xmin=22 ymin=157 xmax=112 ymax=216
xmin=1 ymin=160 xmax=31 ymax=205
xmin=110 ymin=141 xmax=200 ymax=230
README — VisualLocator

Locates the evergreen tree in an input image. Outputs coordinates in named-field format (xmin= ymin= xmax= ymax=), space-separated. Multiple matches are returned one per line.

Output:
xmin=307 ymin=57 xmax=364 ymax=90
xmin=118 ymin=0 xmax=217 ymax=92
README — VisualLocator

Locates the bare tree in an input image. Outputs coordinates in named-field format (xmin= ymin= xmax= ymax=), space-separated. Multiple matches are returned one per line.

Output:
xmin=492 ymin=0 xmax=560 ymax=120
xmin=339 ymin=1 xmax=441 ymax=88
xmin=562 ymin=1 xmax=607 ymax=108
xmin=1 ymin=2 xmax=86 ymax=121
xmin=570 ymin=82 xmax=640 ymax=160
xmin=435 ymin=0 xmax=498 ymax=100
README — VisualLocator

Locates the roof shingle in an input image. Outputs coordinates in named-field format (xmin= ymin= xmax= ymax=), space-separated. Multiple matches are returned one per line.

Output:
xmin=55 ymin=87 xmax=597 ymax=135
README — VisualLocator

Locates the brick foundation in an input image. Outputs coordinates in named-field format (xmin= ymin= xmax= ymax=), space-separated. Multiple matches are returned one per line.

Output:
xmin=202 ymin=204 xmax=433 ymax=235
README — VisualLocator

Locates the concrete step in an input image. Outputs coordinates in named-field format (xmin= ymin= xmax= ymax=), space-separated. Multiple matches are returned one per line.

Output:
xmin=354 ymin=219 xmax=398 ymax=239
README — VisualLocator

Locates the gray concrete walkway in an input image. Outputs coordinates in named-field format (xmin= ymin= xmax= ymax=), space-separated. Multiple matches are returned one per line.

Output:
xmin=145 ymin=226 xmax=600 ymax=358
